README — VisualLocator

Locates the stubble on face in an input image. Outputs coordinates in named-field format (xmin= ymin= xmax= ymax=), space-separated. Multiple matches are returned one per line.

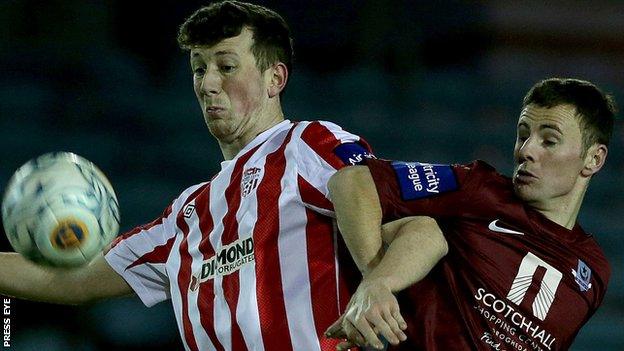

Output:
xmin=512 ymin=104 xmax=587 ymax=208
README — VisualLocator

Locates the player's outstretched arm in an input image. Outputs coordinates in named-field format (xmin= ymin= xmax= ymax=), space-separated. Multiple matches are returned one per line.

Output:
xmin=0 ymin=252 xmax=132 ymax=305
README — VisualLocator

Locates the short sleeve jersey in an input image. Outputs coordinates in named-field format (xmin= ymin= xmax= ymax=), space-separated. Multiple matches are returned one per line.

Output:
xmin=367 ymin=159 xmax=610 ymax=351
xmin=105 ymin=120 xmax=374 ymax=351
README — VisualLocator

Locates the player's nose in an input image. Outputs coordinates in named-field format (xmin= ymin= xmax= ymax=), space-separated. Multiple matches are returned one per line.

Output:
xmin=516 ymin=137 xmax=536 ymax=163
xmin=200 ymin=68 xmax=223 ymax=96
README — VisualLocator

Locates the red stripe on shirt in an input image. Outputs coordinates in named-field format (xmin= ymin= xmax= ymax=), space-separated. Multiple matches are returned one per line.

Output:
xmin=175 ymin=186 xmax=208 ymax=351
xmin=298 ymin=175 xmax=334 ymax=212
xmin=304 ymin=207 xmax=344 ymax=350
xmin=253 ymin=129 xmax=295 ymax=351
xmin=300 ymin=121 xmax=347 ymax=170
xmin=194 ymin=185 xmax=225 ymax=351
xmin=109 ymin=203 xmax=174 ymax=250
xmin=336 ymin=234 xmax=361 ymax=317
xmin=126 ymin=235 xmax=176 ymax=270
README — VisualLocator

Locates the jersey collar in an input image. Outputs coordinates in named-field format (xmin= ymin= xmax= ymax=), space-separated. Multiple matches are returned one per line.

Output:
xmin=220 ymin=119 xmax=293 ymax=169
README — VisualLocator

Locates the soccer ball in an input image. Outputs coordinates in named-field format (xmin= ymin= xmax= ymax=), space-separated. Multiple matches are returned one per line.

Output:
xmin=1 ymin=152 xmax=120 ymax=267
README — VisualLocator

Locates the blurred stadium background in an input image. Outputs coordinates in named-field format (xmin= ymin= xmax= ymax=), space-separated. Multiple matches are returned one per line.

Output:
xmin=1 ymin=0 xmax=622 ymax=350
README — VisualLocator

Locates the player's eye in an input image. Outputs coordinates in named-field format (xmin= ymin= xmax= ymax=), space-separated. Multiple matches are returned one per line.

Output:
xmin=193 ymin=67 xmax=206 ymax=76
xmin=543 ymin=139 xmax=558 ymax=147
xmin=220 ymin=65 xmax=236 ymax=73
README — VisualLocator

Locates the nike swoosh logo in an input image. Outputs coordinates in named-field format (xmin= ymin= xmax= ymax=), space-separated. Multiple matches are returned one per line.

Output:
xmin=488 ymin=220 xmax=524 ymax=235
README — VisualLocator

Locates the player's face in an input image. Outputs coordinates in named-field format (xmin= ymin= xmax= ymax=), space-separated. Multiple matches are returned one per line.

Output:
xmin=512 ymin=104 xmax=587 ymax=207
xmin=190 ymin=28 xmax=271 ymax=143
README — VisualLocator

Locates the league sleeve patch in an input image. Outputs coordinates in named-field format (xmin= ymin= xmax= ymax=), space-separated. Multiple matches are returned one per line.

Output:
xmin=391 ymin=161 xmax=458 ymax=200
xmin=334 ymin=142 xmax=376 ymax=166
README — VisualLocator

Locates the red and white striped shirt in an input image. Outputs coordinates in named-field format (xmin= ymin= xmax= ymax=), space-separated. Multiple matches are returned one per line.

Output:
xmin=105 ymin=120 xmax=373 ymax=351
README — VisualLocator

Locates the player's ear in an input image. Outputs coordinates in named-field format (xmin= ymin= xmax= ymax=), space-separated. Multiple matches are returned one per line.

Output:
xmin=581 ymin=143 xmax=608 ymax=177
xmin=267 ymin=62 xmax=288 ymax=98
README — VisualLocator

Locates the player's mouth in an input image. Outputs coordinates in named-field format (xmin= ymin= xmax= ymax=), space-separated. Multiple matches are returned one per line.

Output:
xmin=205 ymin=106 xmax=227 ymax=117
xmin=514 ymin=169 xmax=537 ymax=184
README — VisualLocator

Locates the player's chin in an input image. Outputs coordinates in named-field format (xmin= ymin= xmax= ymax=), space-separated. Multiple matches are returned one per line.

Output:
xmin=512 ymin=183 xmax=537 ymax=202
xmin=206 ymin=120 xmax=236 ymax=139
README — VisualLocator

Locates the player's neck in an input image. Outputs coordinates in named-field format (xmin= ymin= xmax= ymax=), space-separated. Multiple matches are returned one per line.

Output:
xmin=532 ymin=183 xmax=588 ymax=230
xmin=218 ymin=103 xmax=284 ymax=160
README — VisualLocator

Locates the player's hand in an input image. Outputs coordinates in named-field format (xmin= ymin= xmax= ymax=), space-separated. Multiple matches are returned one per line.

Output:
xmin=325 ymin=315 xmax=365 ymax=350
xmin=326 ymin=312 xmax=366 ymax=350
xmin=326 ymin=279 xmax=407 ymax=349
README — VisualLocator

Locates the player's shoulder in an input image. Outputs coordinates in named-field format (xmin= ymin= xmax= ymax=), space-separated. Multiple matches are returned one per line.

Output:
xmin=444 ymin=160 xmax=518 ymax=209
xmin=455 ymin=160 xmax=512 ymax=187
xmin=367 ymin=159 xmax=506 ymax=191
xmin=293 ymin=119 xmax=346 ymax=130
xmin=290 ymin=119 xmax=367 ymax=150
xmin=575 ymin=231 xmax=611 ymax=282
xmin=291 ymin=119 xmax=355 ymax=140
xmin=456 ymin=159 xmax=501 ymax=176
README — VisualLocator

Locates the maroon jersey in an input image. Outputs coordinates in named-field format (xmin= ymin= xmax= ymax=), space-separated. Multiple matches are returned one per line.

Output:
xmin=367 ymin=159 xmax=610 ymax=351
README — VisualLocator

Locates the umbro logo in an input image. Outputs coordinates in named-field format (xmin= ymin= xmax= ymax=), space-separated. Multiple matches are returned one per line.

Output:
xmin=488 ymin=219 xmax=524 ymax=235
xmin=183 ymin=204 xmax=196 ymax=218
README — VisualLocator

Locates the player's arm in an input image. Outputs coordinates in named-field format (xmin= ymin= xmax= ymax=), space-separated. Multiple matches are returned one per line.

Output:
xmin=328 ymin=165 xmax=448 ymax=275
xmin=328 ymin=165 xmax=384 ymax=275
xmin=329 ymin=159 xmax=474 ymax=274
xmin=329 ymin=216 xmax=448 ymax=350
xmin=0 ymin=252 xmax=132 ymax=305
xmin=327 ymin=166 xmax=448 ymax=349
xmin=376 ymin=216 xmax=448 ymax=290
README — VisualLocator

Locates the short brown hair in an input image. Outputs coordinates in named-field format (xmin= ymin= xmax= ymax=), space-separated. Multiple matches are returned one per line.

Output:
xmin=523 ymin=78 xmax=617 ymax=151
xmin=177 ymin=1 xmax=293 ymax=75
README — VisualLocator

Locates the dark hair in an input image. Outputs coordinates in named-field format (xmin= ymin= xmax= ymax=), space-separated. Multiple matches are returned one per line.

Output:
xmin=523 ymin=78 xmax=617 ymax=151
xmin=177 ymin=1 xmax=293 ymax=75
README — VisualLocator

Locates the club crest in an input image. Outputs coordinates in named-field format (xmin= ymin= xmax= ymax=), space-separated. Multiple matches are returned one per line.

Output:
xmin=571 ymin=259 xmax=592 ymax=292
xmin=241 ymin=167 xmax=262 ymax=197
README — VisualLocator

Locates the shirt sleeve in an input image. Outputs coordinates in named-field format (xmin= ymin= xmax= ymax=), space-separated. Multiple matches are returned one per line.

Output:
xmin=104 ymin=183 xmax=204 ymax=307
xmin=367 ymin=159 xmax=484 ymax=223
xmin=294 ymin=120 xmax=375 ymax=216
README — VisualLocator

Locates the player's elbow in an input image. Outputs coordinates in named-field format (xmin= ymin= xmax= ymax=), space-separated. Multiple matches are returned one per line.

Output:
xmin=404 ymin=216 xmax=449 ymax=259
xmin=435 ymin=230 xmax=449 ymax=260
xmin=427 ymin=219 xmax=449 ymax=259
xmin=418 ymin=217 xmax=448 ymax=259
xmin=328 ymin=166 xmax=370 ymax=198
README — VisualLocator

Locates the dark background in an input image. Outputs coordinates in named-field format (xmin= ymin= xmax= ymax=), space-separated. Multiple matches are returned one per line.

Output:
xmin=1 ymin=0 xmax=623 ymax=350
